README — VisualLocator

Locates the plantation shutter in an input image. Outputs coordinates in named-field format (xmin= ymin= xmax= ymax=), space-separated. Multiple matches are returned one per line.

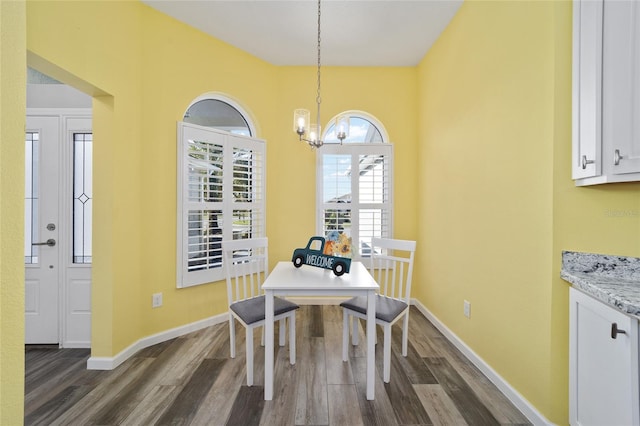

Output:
xmin=317 ymin=143 xmax=393 ymax=259
xmin=177 ymin=122 xmax=265 ymax=287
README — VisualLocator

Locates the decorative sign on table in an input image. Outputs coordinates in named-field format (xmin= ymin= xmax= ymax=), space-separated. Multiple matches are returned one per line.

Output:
xmin=291 ymin=232 xmax=352 ymax=276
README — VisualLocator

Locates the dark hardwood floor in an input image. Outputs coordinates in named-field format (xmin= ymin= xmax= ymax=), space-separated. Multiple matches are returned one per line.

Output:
xmin=25 ymin=305 xmax=531 ymax=425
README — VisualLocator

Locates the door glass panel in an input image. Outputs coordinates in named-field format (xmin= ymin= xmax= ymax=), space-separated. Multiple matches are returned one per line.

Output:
xmin=25 ymin=132 xmax=40 ymax=264
xmin=73 ymin=133 xmax=92 ymax=264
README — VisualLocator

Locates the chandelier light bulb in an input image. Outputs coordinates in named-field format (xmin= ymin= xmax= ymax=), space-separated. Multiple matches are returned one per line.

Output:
xmin=294 ymin=109 xmax=310 ymax=137
xmin=335 ymin=114 xmax=350 ymax=143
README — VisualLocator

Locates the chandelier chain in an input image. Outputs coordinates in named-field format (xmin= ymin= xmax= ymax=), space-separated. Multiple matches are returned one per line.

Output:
xmin=316 ymin=0 xmax=322 ymax=130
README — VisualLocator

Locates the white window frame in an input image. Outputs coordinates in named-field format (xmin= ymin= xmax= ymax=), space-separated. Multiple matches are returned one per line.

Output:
xmin=316 ymin=112 xmax=393 ymax=261
xmin=177 ymin=122 xmax=265 ymax=288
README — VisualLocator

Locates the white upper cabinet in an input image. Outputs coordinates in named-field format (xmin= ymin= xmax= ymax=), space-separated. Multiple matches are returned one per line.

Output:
xmin=603 ymin=1 xmax=640 ymax=176
xmin=573 ymin=0 xmax=640 ymax=185
xmin=572 ymin=0 xmax=603 ymax=180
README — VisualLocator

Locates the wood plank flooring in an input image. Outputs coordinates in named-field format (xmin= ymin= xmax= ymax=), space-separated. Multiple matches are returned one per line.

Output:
xmin=25 ymin=306 xmax=531 ymax=425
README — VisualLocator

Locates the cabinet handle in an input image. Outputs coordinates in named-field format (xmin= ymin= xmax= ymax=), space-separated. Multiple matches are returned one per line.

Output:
xmin=611 ymin=322 xmax=627 ymax=339
xmin=581 ymin=155 xmax=594 ymax=169
xmin=614 ymin=149 xmax=622 ymax=166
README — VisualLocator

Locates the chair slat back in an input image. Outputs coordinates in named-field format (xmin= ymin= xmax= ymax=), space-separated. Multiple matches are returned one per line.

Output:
xmin=222 ymin=238 xmax=269 ymax=305
xmin=369 ymin=237 xmax=416 ymax=302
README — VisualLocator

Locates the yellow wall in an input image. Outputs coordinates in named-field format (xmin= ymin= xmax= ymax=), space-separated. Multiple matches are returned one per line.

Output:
xmin=0 ymin=1 xmax=26 ymax=423
xmin=269 ymin=66 xmax=419 ymax=263
xmin=7 ymin=0 xmax=637 ymax=424
xmin=24 ymin=0 xmax=418 ymax=361
xmin=417 ymin=1 xmax=640 ymax=424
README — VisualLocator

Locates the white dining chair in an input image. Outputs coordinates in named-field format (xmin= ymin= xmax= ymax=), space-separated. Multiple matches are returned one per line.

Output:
xmin=341 ymin=237 xmax=416 ymax=383
xmin=222 ymin=237 xmax=299 ymax=386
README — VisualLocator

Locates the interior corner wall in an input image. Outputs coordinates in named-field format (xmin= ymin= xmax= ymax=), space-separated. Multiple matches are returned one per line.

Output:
xmin=416 ymin=0 xmax=557 ymax=421
xmin=268 ymin=66 xmax=420 ymax=264
xmin=25 ymin=1 xmax=282 ymax=356
xmin=0 ymin=1 xmax=26 ymax=424
xmin=27 ymin=0 xmax=147 ymax=357
xmin=26 ymin=0 xmax=422 ymax=367
xmin=417 ymin=1 xmax=640 ymax=424
xmin=549 ymin=0 xmax=640 ymax=421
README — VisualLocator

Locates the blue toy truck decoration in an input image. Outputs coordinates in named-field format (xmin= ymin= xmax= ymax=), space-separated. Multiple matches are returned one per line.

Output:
xmin=292 ymin=236 xmax=352 ymax=276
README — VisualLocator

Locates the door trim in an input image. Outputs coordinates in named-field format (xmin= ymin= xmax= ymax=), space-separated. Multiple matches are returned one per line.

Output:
xmin=27 ymin=108 xmax=92 ymax=348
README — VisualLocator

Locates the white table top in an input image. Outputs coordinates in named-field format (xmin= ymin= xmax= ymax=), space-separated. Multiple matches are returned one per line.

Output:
xmin=263 ymin=261 xmax=379 ymax=292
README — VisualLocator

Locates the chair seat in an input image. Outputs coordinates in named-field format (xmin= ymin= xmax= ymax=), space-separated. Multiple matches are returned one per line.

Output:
xmin=340 ymin=295 xmax=407 ymax=323
xmin=230 ymin=295 xmax=299 ymax=325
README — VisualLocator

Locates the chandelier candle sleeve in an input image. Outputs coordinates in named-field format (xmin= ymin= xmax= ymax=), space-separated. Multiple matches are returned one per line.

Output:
xmin=294 ymin=109 xmax=310 ymax=136
xmin=309 ymin=124 xmax=321 ymax=143
xmin=335 ymin=114 xmax=350 ymax=142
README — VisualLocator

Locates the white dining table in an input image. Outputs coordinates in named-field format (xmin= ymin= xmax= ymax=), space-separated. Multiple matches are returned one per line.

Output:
xmin=262 ymin=261 xmax=379 ymax=400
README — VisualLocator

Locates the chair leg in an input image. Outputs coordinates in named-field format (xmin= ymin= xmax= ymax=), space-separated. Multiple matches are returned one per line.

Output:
xmin=402 ymin=312 xmax=409 ymax=357
xmin=342 ymin=310 xmax=349 ymax=362
xmin=246 ymin=327 xmax=254 ymax=386
xmin=279 ymin=318 xmax=286 ymax=346
xmin=229 ymin=315 xmax=236 ymax=359
xmin=352 ymin=313 xmax=359 ymax=346
xmin=289 ymin=315 xmax=296 ymax=365
xmin=383 ymin=323 xmax=391 ymax=383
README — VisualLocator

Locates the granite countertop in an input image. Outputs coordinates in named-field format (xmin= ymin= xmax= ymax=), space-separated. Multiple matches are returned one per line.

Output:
xmin=561 ymin=251 xmax=640 ymax=318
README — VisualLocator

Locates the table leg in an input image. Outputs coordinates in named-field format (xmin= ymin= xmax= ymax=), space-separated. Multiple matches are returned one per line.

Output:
xmin=265 ymin=290 xmax=274 ymax=400
xmin=366 ymin=290 xmax=376 ymax=400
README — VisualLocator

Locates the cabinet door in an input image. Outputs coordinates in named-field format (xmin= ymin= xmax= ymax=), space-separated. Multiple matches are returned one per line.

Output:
xmin=569 ymin=288 xmax=639 ymax=426
xmin=603 ymin=0 xmax=640 ymax=175
xmin=572 ymin=0 xmax=603 ymax=180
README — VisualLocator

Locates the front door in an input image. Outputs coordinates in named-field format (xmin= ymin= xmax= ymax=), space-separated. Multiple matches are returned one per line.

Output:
xmin=25 ymin=112 xmax=93 ymax=346
xmin=25 ymin=116 xmax=60 ymax=344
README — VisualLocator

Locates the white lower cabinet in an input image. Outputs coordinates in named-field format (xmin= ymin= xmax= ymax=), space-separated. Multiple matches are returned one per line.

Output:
xmin=569 ymin=287 xmax=640 ymax=425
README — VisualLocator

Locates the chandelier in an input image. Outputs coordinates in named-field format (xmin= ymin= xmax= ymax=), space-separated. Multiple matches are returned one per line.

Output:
xmin=293 ymin=0 xmax=350 ymax=148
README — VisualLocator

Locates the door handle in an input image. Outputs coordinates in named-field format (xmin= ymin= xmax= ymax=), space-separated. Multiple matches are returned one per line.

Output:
xmin=32 ymin=239 xmax=56 ymax=247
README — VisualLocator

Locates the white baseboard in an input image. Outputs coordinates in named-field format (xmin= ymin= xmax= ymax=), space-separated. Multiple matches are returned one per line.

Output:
xmin=410 ymin=299 xmax=553 ymax=426
xmin=86 ymin=313 xmax=228 ymax=370
xmin=62 ymin=340 xmax=91 ymax=349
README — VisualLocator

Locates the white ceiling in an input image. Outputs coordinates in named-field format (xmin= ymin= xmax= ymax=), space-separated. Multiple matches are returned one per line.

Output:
xmin=141 ymin=0 xmax=463 ymax=66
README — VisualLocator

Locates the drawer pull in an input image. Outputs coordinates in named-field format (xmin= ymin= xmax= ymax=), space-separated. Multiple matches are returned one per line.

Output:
xmin=611 ymin=322 xmax=627 ymax=339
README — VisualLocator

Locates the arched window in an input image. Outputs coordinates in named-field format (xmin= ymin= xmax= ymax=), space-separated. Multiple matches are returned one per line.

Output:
xmin=316 ymin=111 xmax=393 ymax=260
xmin=322 ymin=113 xmax=387 ymax=144
xmin=177 ymin=94 xmax=264 ymax=288
xmin=183 ymin=94 xmax=255 ymax=136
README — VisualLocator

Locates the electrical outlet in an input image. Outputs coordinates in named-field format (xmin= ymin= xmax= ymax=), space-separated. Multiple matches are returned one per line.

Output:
xmin=464 ymin=300 xmax=471 ymax=318
xmin=152 ymin=293 xmax=163 ymax=308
